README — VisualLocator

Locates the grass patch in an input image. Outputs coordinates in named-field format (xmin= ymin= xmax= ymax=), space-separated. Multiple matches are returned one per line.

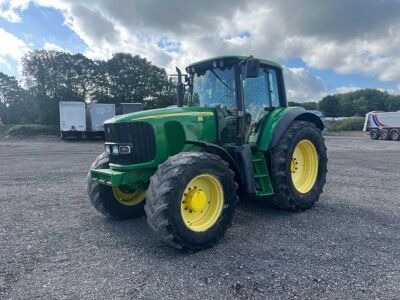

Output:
xmin=6 ymin=124 xmax=59 ymax=136
xmin=324 ymin=117 xmax=365 ymax=131
xmin=0 ymin=124 xmax=14 ymax=134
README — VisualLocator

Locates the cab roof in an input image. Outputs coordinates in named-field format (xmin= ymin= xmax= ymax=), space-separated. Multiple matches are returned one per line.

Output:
xmin=186 ymin=55 xmax=282 ymax=73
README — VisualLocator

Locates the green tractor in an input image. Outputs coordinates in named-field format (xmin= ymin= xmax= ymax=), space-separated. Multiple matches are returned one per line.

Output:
xmin=87 ymin=55 xmax=327 ymax=250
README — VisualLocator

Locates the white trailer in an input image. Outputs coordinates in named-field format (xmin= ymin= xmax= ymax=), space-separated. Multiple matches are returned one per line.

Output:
xmin=59 ymin=101 xmax=86 ymax=139
xmin=363 ymin=111 xmax=400 ymax=140
xmin=86 ymin=103 xmax=115 ymax=138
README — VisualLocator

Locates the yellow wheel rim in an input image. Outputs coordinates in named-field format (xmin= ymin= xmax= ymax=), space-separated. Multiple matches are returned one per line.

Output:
xmin=290 ymin=139 xmax=319 ymax=193
xmin=112 ymin=186 xmax=145 ymax=206
xmin=180 ymin=174 xmax=224 ymax=232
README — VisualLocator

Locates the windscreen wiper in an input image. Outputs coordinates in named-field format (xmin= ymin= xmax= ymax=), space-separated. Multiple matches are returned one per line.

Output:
xmin=210 ymin=69 xmax=234 ymax=92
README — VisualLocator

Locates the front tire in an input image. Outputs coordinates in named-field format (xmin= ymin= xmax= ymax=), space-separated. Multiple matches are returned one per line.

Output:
xmin=145 ymin=152 xmax=238 ymax=251
xmin=87 ymin=153 xmax=146 ymax=219
xmin=270 ymin=121 xmax=327 ymax=211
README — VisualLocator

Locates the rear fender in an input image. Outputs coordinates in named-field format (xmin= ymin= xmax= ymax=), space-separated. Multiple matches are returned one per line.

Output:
xmin=257 ymin=107 xmax=324 ymax=151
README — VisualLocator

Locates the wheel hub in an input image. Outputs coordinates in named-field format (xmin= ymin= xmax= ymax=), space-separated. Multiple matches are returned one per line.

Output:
xmin=112 ymin=186 xmax=145 ymax=206
xmin=185 ymin=190 xmax=207 ymax=212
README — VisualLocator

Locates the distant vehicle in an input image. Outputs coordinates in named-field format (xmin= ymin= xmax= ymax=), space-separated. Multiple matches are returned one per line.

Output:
xmin=307 ymin=110 xmax=324 ymax=121
xmin=86 ymin=103 xmax=115 ymax=139
xmin=363 ymin=111 xmax=400 ymax=140
xmin=59 ymin=101 xmax=86 ymax=139
xmin=119 ymin=103 xmax=144 ymax=115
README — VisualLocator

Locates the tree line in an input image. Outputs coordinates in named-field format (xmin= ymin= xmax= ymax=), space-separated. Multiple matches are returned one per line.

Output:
xmin=1 ymin=50 xmax=400 ymax=125
xmin=0 ymin=50 xmax=176 ymax=125
xmin=289 ymin=89 xmax=400 ymax=117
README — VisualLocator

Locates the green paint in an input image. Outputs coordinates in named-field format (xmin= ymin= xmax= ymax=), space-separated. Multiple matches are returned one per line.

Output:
xmin=252 ymin=151 xmax=274 ymax=196
xmin=106 ymin=106 xmax=217 ymax=172
xmin=257 ymin=107 xmax=298 ymax=151
xmin=91 ymin=168 xmax=155 ymax=189
xmin=105 ymin=106 xmax=215 ymax=124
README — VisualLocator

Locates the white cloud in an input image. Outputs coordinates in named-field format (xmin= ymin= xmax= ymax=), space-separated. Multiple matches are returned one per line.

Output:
xmin=34 ymin=0 xmax=399 ymax=83
xmin=0 ymin=56 xmax=11 ymax=70
xmin=0 ymin=0 xmax=30 ymax=22
xmin=2 ymin=0 xmax=400 ymax=97
xmin=42 ymin=42 xmax=69 ymax=52
xmin=0 ymin=28 xmax=30 ymax=72
xmin=334 ymin=86 xmax=363 ymax=94
xmin=284 ymin=67 xmax=328 ymax=102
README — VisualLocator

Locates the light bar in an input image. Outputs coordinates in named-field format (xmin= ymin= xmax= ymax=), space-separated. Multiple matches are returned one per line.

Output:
xmin=119 ymin=145 xmax=131 ymax=154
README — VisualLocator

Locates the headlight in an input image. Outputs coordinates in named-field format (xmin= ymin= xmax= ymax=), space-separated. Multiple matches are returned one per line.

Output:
xmin=105 ymin=143 xmax=131 ymax=155
xmin=112 ymin=145 xmax=119 ymax=155
xmin=119 ymin=145 xmax=131 ymax=154
xmin=105 ymin=145 xmax=111 ymax=154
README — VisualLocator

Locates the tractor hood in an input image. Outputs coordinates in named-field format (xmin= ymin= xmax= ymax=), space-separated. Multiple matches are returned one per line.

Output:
xmin=104 ymin=106 xmax=216 ymax=124
xmin=103 ymin=106 xmax=218 ymax=171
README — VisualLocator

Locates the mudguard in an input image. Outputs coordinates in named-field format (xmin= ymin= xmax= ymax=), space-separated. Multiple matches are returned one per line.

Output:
xmin=185 ymin=140 xmax=245 ymax=191
xmin=185 ymin=140 xmax=240 ymax=175
xmin=257 ymin=107 xmax=324 ymax=151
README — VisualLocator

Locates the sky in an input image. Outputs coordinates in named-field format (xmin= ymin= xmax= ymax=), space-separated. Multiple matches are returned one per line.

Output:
xmin=0 ymin=0 xmax=400 ymax=102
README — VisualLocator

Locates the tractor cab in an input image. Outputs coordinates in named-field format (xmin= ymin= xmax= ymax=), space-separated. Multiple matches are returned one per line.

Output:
xmin=185 ymin=55 xmax=287 ymax=145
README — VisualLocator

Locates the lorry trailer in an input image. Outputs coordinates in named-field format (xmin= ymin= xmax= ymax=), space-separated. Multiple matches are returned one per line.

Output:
xmin=363 ymin=111 xmax=400 ymax=140
xmin=119 ymin=103 xmax=144 ymax=115
xmin=59 ymin=101 xmax=86 ymax=139
xmin=86 ymin=103 xmax=115 ymax=138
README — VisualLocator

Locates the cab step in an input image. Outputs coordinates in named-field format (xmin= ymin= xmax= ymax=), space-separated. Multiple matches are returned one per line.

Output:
xmin=252 ymin=151 xmax=274 ymax=197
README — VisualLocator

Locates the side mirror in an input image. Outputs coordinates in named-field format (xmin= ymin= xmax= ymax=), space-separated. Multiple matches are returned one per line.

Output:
xmin=245 ymin=59 xmax=260 ymax=78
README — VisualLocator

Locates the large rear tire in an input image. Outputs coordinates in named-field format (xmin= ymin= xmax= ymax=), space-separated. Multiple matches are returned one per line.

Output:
xmin=270 ymin=121 xmax=327 ymax=211
xmin=145 ymin=152 xmax=238 ymax=251
xmin=87 ymin=153 xmax=146 ymax=219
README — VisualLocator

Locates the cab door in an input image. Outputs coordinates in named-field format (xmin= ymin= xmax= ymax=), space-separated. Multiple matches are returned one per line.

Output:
xmin=242 ymin=66 xmax=283 ymax=143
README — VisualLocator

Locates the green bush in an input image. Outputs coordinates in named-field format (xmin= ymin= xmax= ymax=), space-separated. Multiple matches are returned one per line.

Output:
xmin=324 ymin=117 xmax=365 ymax=131
xmin=6 ymin=124 xmax=59 ymax=136
xmin=0 ymin=124 xmax=14 ymax=134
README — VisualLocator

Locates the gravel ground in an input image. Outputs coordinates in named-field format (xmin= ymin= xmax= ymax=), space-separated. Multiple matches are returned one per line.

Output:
xmin=1 ymin=134 xmax=399 ymax=299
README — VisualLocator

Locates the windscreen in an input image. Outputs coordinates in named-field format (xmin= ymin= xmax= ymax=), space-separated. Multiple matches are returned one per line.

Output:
xmin=190 ymin=67 xmax=236 ymax=108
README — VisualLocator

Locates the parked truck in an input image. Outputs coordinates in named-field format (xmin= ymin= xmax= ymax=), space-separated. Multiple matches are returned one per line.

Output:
xmin=363 ymin=111 xmax=400 ymax=140
xmin=86 ymin=103 xmax=115 ymax=139
xmin=119 ymin=103 xmax=144 ymax=115
xmin=59 ymin=101 xmax=86 ymax=139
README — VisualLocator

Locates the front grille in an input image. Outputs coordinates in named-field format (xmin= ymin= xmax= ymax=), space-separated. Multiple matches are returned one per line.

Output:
xmin=105 ymin=122 xmax=156 ymax=165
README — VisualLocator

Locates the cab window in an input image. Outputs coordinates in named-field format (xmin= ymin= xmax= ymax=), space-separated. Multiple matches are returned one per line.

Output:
xmin=268 ymin=69 xmax=280 ymax=107
xmin=242 ymin=67 xmax=281 ymax=110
